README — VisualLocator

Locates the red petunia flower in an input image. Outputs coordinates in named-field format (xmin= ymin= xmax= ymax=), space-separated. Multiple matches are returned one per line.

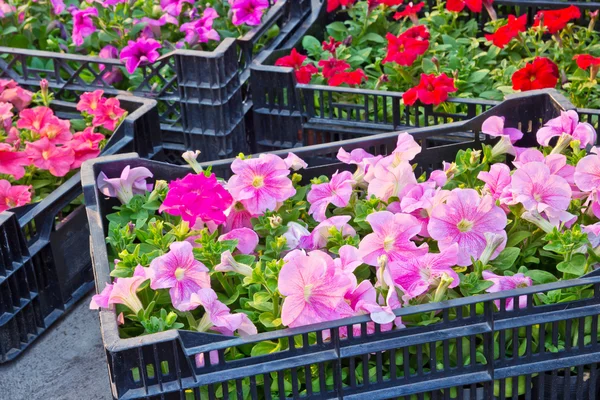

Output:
xmin=447 ymin=0 xmax=484 ymax=13
xmin=328 ymin=69 xmax=367 ymax=87
xmin=511 ymin=57 xmax=559 ymax=91
xmin=327 ymin=0 xmax=355 ymax=12
xmin=573 ymin=54 xmax=600 ymax=70
xmin=394 ymin=2 xmax=425 ymax=23
xmin=403 ymin=73 xmax=457 ymax=106
xmin=534 ymin=5 xmax=581 ymax=34
xmin=377 ymin=0 xmax=404 ymax=5
xmin=485 ymin=14 xmax=527 ymax=48
xmin=383 ymin=26 xmax=430 ymax=66
xmin=275 ymin=49 xmax=318 ymax=84
xmin=323 ymin=37 xmax=341 ymax=53
xmin=318 ymin=58 xmax=351 ymax=79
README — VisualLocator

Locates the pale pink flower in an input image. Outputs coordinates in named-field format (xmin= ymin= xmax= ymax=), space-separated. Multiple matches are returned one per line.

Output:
xmin=575 ymin=153 xmax=600 ymax=192
xmin=227 ymin=154 xmax=296 ymax=215
xmin=482 ymin=270 xmax=532 ymax=311
xmin=51 ymin=0 xmax=65 ymax=14
xmin=0 ymin=0 xmax=16 ymax=17
xmin=510 ymin=162 xmax=572 ymax=213
xmin=388 ymin=244 xmax=459 ymax=301
xmin=284 ymin=153 xmax=307 ymax=171
xmin=478 ymin=164 xmax=511 ymax=203
xmin=333 ymin=245 xmax=363 ymax=275
xmin=218 ymin=227 xmax=259 ymax=254
xmin=25 ymin=138 xmax=75 ymax=177
xmin=97 ymin=165 xmax=153 ymax=204
xmin=149 ymin=241 xmax=210 ymax=312
xmin=214 ymin=250 xmax=253 ymax=276
xmin=481 ymin=116 xmax=524 ymax=143
xmin=120 ymin=38 xmax=161 ymax=74
xmin=108 ymin=275 xmax=145 ymax=314
xmin=428 ymin=189 xmax=507 ymax=266
xmin=0 ymin=179 xmax=32 ymax=212
xmin=537 ymin=110 xmax=596 ymax=148
xmin=583 ymin=223 xmax=600 ymax=248
xmin=391 ymin=133 xmax=422 ymax=163
xmin=367 ymin=159 xmax=417 ymax=202
xmin=337 ymin=147 xmax=382 ymax=186
xmin=358 ymin=211 xmax=429 ymax=266
xmin=191 ymin=288 xmax=257 ymax=335
xmin=307 ymin=170 xmax=354 ymax=222
xmin=299 ymin=215 xmax=356 ymax=250
xmin=231 ymin=0 xmax=269 ymax=26
xmin=71 ymin=7 xmax=98 ymax=46
xmin=279 ymin=250 xmax=354 ymax=328
xmin=282 ymin=222 xmax=310 ymax=250
xmin=398 ymin=182 xmax=444 ymax=237
xmin=89 ymin=283 xmax=113 ymax=310
xmin=0 ymin=143 xmax=29 ymax=180
xmin=223 ymin=202 xmax=254 ymax=232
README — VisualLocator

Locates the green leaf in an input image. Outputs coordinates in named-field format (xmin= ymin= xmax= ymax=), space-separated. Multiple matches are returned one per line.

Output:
xmin=8 ymin=34 xmax=29 ymax=48
xmin=507 ymin=231 xmax=532 ymax=247
xmin=467 ymin=69 xmax=489 ymax=83
xmin=359 ymin=33 xmax=385 ymax=44
xmin=556 ymin=254 xmax=587 ymax=276
xmin=490 ymin=247 xmax=520 ymax=270
xmin=525 ymin=270 xmax=558 ymax=284
xmin=259 ymin=312 xmax=281 ymax=328
xmin=422 ymin=58 xmax=437 ymax=74
xmin=302 ymin=35 xmax=322 ymax=57
xmin=250 ymin=341 xmax=279 ymax=357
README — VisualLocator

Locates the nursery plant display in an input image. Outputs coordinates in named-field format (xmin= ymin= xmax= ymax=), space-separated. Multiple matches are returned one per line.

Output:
xmin=87 ymin=92 xmax=600 ymax=398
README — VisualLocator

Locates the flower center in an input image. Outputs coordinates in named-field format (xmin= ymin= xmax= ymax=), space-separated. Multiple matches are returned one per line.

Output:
xmin=426 ymin=83 xmax=434 ymax=91
xmin=174 ymin=267 xmax=186 ymax=281
xmin=534 ymin=193 xmax=543 ymax=203
xmin=252 ymin=175 xmax=264 ymax=188
xmin=457 ymin=219 xmax=474 ymax=233
xmin=516 ymin=282 xmax=529 ymax=288
xmin=304 ymin=284 xmax=313 ymax=301
xmin=383 ymin=236 xmax=395 ymax=251
xmin=42 ymin=150 xmax=50 ymax=160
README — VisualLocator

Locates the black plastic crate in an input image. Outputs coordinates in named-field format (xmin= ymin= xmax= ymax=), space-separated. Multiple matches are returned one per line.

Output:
xmin=0 ymin=0 xmax=314 ymax=163
xmin=251 ymin=0 xmax=600 ymax=152
xmin=83 ymin=89 xmax=600 ymax=399
xmin=0 ymin=94 xmax=162 ymax=363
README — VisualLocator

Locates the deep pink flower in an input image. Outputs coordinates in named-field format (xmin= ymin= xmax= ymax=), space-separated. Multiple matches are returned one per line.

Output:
xmin=51 ymin=0 xmax=65 ymax=14
xmin=227 ymin=154 xmax=296 ymax=215
xmin=279 ymin=250 xmax=354 ymax=328
xmin=25 ymin=138 xmax=75 ymax=177
xmin=231 ymin=0 xmax=269 ymax=26
xmin=366 ymin=159 xmax=417 ymax=202
xmin=510 ymin=162 xmax=572 ymax=214
xmin=180 ymin=8 xmax=220 ymax=45
xmin=160 ymin=173 xmax=233 ymax=226
xmin=66 ymin=127 xmax=104 ymax=168
xmin=388 ymin=244 xmax=459 ymax=301
xmin=0 ymin=143 xmax=29 ymax=180
xmin=190 ymin=288 xmax=257 ymax=335
xmin=482 ymin=270 xmax=532 ymax=311
xmin=97 ymin=165 xmax=153 ymax=204
xmin=428 ymin=189 xmax=507 ymax=266
xmin=92 ymin=97 xmax=126 ymax=131
xmin=307 ymin=170 xmax=354 ymax=222
xmin=218 ymin=227 xmax=259 ymax=254
xmin=149 ymin=241 xmax=210 ymax=311
xmin=99 ymin=46 xmax=123 ymax=84
xmin=17 ymin=106 xmax=55 ymax=133
xmin=0 ymin=179 xmax=32 ymax=212
xmin=77 ymin=90 xmax=104 ymax=114
xmin=359 ymin=211 xmax=429 ymax=266
xmin=39 ymin=116 xmax=72 ymax=144
xmin=536 ymin=110 xmax=596 ymax=148
xmin=299 ymin=215 xmax=356 ymax=250
xmin=160 ymin=0 xmax=193 ymax=16
xmin=478 ymin=164 xmax=512 ymax=203
xmin=0 ymin=80 xmax=32 ymax=111
xmin=120 ymin=38 xmax=161 ymax=74
xmin=71 ymin=7 xmax=98 ymax=46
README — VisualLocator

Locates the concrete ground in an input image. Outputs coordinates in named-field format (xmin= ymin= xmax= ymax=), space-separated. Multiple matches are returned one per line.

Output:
xmin=0 ymin=294 xmax=112 ymax=400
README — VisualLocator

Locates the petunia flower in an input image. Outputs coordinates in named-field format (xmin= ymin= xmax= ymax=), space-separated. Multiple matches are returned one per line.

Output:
xmin=97 ymin=165 xmax=153 ymax=204
xmin=366 ymin=159 xmax=417 ymax=202
xmin=478 ymin=163 xmax=512 ymax=204
xmin=231 ymin=0 xmax=269 ymax=26
xmin=223 ymin=202 xmax=254 ymax=232
xmin=485 ymin=14 xmax=527 ymax=48
xmin=191 ymin=288 xmax=257 ymax=335
xmin=307 ymin=170 xmax=354 ymax=222
xmin=0 ymin=143 xmax=29 ymax=180
xmin=428 ymin=189 xmax=507 ymax=266
xmin=160 ymin=0 xmax=193 ymax=16
xmin=342 ymin=280 xmax=396 ymax=336
xmin=25 ymin=138 xmax=75 ymax=177
xmin=17 ymin=106 xmax=55 ymax=133
xmin=227 ymin=154 xmax=296 ymax=216
xmin=279 ymin=250 xmax=354 ymax=328
xmin=403 ymin=73 xmax=457 ymax=106
xmin=512 ymin=57 xmax=559 ymax=92
xmin=180 ymin=7 xmax=220 ymax=45
xmin=327 ymin=0 xmax=355 ymax=12
xmin=536 ymin=110 xmax=596 ymax=149
xmin=481 ymin=115 xmax=524 ymax=144
xmin=92 ymin=97 xmax=126 ymax=131
xmin=71 ymin=7 xmax=98 ymax=46
xmin=388 ymin=244 xmax=459 ymax=301
xmin=99 ymin=46 xmax=123 ymax=84
xmin=51 ymin=0 xmax=65 ymax=14
xmin=534 ymin=5 xmax=581 ymax=34
xmin=0 ymin=82 xmax=33 ymax=111
xmin=328 ymin=69 xmax=368 ymax=87
xmin=108 ymin=275 xmax=146 ymax=314
xmin=358 ymin=211 xmax=429 ymax=266
xmin=575 ymin=153 xmax=600 ymax=193
xmin=38 ymin=116 xmax=72 ymax=144
xmin=218 ymin=227 xmax=259 ymax=254
xmin=119 ymin=38 xmax=161 ymax=74
xmin=299 ymin=215 xmax=356 ymax=250
xmin=149 ymin=241 xmax=211 ymax=311
xmin=282 ymin=222 xmax=310 ymax=250
xmin=89 ymin=282 xmax=113 ymax=310
xmin=482 ymin=270 xmax=532 ymax=311
xmin=383 ymin=26 xmax=430 ymax=66
xmin=398 ymin=182 xmax=445 ymax=237
xmin=275 ymin=49 xmax=318 ymax=84
xmin=322 ymin=37 xmax=341 ymax=53
xmin=337 ymin=148 xmax=382 ymax=187
xmin=394 ymin=2 xmax=425 ymax=24
xmin=0 ymin=179 xmax=32 ymax=212
xmin=283 ymin=153 xmax=307 ymax=171
xmin=582 ymin=223 xmax=600 ymax=248
xmin=214 ymin=250 xmax=253 ymax=277
xmin=66 ymin=127 xmax=104 ymax=169
xmin=77 ymin=90 xmax=105 ymax=114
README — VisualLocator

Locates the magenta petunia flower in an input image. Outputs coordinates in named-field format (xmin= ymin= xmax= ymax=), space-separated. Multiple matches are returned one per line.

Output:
xmin=231 ymin=0 xmax=269 ymax=26
xmin=71 ymin=7 xmax=98 ymax=46
xmin=299 ymin=215 xmax=356 ymax=250
xmin=160 ymin=0 xmax=193 ymax=16
xmin=0 ymin=143 xmax=29 ymax=180
xmin=510 ymin=162 xmax=572 ymax=213
xmin=0 ymin=179 xmax=32 ymax=212
xmin=536 ymin=110 xmax=596 ymax=148
xmin=478 ymin=163 xmax=512 ymax=203
xmin=99 ymin=46 xmax=123 ymax=84
xmin=358 ymin=211 xmax=429 ymax=266
xmin=307 ymin=170 xmax=354 ymax=222
xmin=180 ymin=7 xmax=220 ymax=45
xmin=149 ymin=241 xmax=210 ymax=311
xmin=482 ymin=270 xmax=532 ymax=311
xmin=227 ymin=154 xmax=296 ymax=216
xmin=218 ymin=227 xmax=259 ymax=254
xmin=388 ymin=244 xmax=459 ymax=301
xmin=428 ymin=189 xmax=507 ymax=266
xmin=367 ymin=159 xmax=417 ymax=202
xmin=279 ymin=250 xmax=354 ymax=328
xmin=191 ymin=288 xmax=257 ymax=335
xmin=25 ymin=138 xmax=75 ymax=177
xmin=160 ymin=172 xmax=233 ymax=227
xmin=51 ymin=0 xmax=65 ymax=14
xmin=119 ymin=37 xmax=161 ymax=74
xmin=97 ymin=165 xmax=153 ymax=204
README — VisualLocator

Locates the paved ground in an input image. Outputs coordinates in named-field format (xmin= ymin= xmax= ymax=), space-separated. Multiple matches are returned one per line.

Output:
xmin=0 ymin=294 xmax=112 ymax=400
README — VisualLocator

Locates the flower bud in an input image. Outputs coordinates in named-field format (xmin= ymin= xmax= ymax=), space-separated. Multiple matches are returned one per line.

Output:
xmin=491 ymin=135 xmax=516 ymax=159
xmin=522 ymin=211 xmax=555 ymax=234
xmin=282 ymin=222 xmax=309 ymax=250
xmin=182 ymin=150 xmax=203 ymax=174
xmin=433 ymin=273 xmax=454 ymax=303
xmin=165 ymin=311 xmax=178 ymax=326
xmin=550 ymin=133 xmax=574 ymax=155
xmin=214 ymin=250 xmax=254 ymax=277
xmin=148 ymin=180 xmax=168 ymax=202
xmin=342 ymin=35 xmax=353 ymax=47
xmin=269 ymin=215 xmax=283 ymax=229
xmin=479 ymin=232 xmax=506 ymax=265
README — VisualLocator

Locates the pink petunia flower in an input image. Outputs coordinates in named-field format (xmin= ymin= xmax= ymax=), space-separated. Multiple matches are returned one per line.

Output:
xmin=218 ymin=227 xmax=259 ymax=254
xmin=92 ymin=97 xmax=126 ymax=131
xmin=160 ymin=173 xmax=233 ymax=226
xmin=299 ymin=215 xmax=356 ymax=250
xmin=388 ymin=244 xmax=459 ymax=301
xmin=391 ymin=133 xmax=422 ymax=163
xmin=227 ymin=154 xmax=296 ymax=216
xmin=180 ymin=8 xmax=220 ymax=45
xmin=283 ymin=222 xmax=310 ymax=250
xmin=0 ymin=179 xmax=32 ymax=212
xmin=231 ymin=0 xmax=269 ymax=26
xmin=97 ymin=165 xmax=153 ymax=204
xmin=279 ymin=250 xmax=354 ymax=328
xmin=0 ymin=143 xmax=29 ymax=180
xmin=98 ymin=46 xmax=123 ymax=84
xmin=51 ymin=0 xmax=65 ymax=13
xmin=341 ymin=280 xmax=396 ymax=336
xmin=337 ymin=147 xmax=382 ymax=187
xmin=536 ymin=110 xmax=596 ymax=148
xmin=575 ymin=153 xmax=600 ymax=193
xmin=0 ymin=80 xmax=32 ymax=111
xmin=284 ymin=153 xmax=308 ymax=171
xmin=149 ymin=241 xmax=211 ymax=311
xmin=191 ymin=288 xmax=257 ymax=335
xmin=25 ymin=138 xmax=75 ymax=177
xmin=214 ymin=250 xmax=254 ymax=276
xmin=119 ymin=38 xmax=161 ymax=74
xmin=307 ymin=170 xmax=354 ymax=222
xmin=223 ymin=202 xmax=254 ymax=232
xmin=137 ymin=15 xmax=178 ymax=39
xmin=358 ymin=211 xmax=429 ymax=266
xmin=428 ymin=189 xmax=507 ymax=266
xmin=478 ymin=163 xmax=512 ymax=203
xmin=398 ymin=182 xmax=446 ymax=237
xmin=582 ymin=223 xmax=600 ymax=248
xmin=89 ymin=282 xmax=113 ymax=309
xmin=66 ymin=127 xmax=104 ymax=168
xmin=366 ymin=159 xmax=417 ymax=202
xmin=481 ymin=115 xmax=524 ymax=143
xmin=17 ymin=106 xmax=55 ymax=133
xmin=39 ymin=116 xmax=72 ymax=144
xmin=77 ymin=90 xmax=104 ymax=114
xmin=71 ymin=7 xmax=98 ymax=46
xmin=160 ymin=0 xmax=193 ymax=16
xmin=482 ymin=270 xmax=532 ymax=311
